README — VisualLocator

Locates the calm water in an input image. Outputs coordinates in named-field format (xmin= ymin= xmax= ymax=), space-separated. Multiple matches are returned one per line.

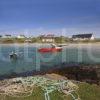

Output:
xmin=0 ymin=44 xmax=100 ymax=75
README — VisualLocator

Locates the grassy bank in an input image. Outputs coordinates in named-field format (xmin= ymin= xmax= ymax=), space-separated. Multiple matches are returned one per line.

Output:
xmin=0 ymin=80 xmax=100 ymax=100
xmin=0 ymin=87 xmax=72 ymax=100
xmin=1 ymin=37 xmax=100 ymax=44
xmin=77 ymin=83 xmax=100 ymax=100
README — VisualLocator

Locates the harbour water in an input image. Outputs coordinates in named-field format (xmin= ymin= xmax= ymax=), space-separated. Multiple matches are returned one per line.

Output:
xmin=0 ymin=44 xmax=100 ymax=76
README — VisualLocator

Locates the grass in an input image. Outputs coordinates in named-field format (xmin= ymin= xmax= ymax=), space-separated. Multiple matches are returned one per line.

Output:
xmin=0 ymin=83 xmax=100 ymax=100
xmin=0 ymin=87 xmax=44 ymax=100
xmin=77 ymin=83 xmax=100 ymax=100
xmin=0 ymin=87 xmax=71 ymax=100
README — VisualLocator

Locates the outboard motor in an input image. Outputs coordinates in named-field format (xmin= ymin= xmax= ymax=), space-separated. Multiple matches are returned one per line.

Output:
xmin=51 ymin=44 xmax=57 ymax=48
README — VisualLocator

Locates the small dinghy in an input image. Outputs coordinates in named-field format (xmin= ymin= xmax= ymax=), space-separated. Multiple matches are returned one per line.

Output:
xmin=9 ymin=52 xmax=18 ymax=59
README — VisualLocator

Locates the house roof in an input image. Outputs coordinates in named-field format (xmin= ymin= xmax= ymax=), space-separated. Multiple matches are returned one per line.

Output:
xmin=18 ymin=35 xmax=25 ymax=37
xmin=72 ymin=34 xmax=93 ymax=38
xmin=5 ymin=35 xmax=11 ymax=36
xmin=40 ymin=34 xmax=55 ymax=38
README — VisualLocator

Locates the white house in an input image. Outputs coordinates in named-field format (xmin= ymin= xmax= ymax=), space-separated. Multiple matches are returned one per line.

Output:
xmin=25 ymin=39 xmax=32 ymax=43
xmin=0 ymin=35 xmax=2 ymax=38
xmin=17 ymin=35 xmax=26 ymax=39
xmin=2 ymin=35 xmax=12 ymax=38
xmin=40 ymin=34 xmax=55 ymax=43
xmin=72 ymin=34 xmax=94 ymax=41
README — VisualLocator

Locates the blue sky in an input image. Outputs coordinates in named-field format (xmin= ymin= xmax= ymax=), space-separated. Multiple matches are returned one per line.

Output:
xmin=0 ymin=0 xmax=100 ymax=37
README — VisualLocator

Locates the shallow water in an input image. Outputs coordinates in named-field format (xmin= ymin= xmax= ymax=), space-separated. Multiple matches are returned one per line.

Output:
xmin=0 ymin=44 xmax=100 ymax=75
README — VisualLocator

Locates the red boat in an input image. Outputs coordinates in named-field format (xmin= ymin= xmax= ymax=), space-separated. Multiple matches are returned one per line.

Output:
xmin=38 ymin=47 xmax=62 ymax=53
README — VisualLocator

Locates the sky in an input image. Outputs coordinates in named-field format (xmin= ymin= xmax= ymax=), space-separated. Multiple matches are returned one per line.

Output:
xmin=0 ymin=0 xmax=100 ymax=37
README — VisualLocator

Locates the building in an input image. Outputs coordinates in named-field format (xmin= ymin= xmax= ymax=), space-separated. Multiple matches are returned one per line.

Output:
xmin=17 ymin=35 xmax=26 ymax=39
xmin=72 ymin=33 xmax=94 ymax=41
xmin=3 ymin=35 xmax=12 ymax=38
xmin=40 ymin=34 xmax=55 ymax=43
xmin=0 ymin=35 xmax=2 ymax=42
xmin=25 ymin=39 xmax=32 ymax=43
xmin=0 ymin=35 xmax=2 ymax=38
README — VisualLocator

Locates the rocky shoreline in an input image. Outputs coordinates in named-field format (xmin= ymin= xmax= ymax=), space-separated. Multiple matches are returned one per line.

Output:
xmin=0 ymin=63 xmax=100 ymax=85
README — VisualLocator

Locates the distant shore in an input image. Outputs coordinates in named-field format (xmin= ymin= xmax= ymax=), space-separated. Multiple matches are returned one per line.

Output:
xmin=0 ymin=43 xmax=100 ymax=52
xmin=1 ymin=43 xmax=100 ymax=48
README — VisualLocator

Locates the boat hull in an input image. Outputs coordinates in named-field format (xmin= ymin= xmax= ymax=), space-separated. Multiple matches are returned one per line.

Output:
xmin=38 ymin=48 xmax=62 ymax=53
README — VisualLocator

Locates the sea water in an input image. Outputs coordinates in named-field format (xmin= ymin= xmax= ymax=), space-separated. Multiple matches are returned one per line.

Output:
xmin=0 ymin=44 xmax=100 ymax=75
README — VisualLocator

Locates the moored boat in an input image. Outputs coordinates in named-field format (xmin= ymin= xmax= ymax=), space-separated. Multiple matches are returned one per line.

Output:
xmin=9 ymin=52 xmax=18 ymax=59
xmin=38 ymin=47 xmax=62 ymax=53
